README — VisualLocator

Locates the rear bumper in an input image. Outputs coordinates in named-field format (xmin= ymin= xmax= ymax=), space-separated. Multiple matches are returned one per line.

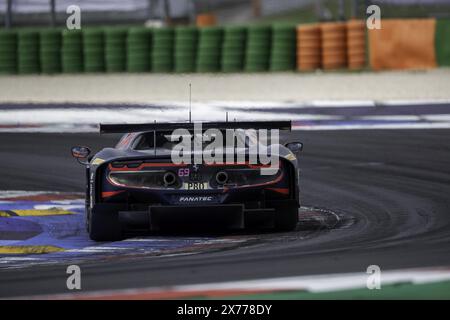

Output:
xmin=116 ymin=204 xmax=278 ymax=231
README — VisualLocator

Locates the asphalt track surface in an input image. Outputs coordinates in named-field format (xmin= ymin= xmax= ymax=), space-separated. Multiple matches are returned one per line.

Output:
xmin=1 ymin=129 xmax=450 ymax=297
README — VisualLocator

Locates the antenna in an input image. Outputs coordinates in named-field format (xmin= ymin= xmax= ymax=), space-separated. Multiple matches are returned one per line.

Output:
xmin=153 ymin=120 xmax=156 ymax=156
xmin=189 ymin=83 xmax=192 ymax=123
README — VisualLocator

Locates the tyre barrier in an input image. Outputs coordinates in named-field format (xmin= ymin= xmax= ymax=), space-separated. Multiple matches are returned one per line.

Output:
xmin=39 ymin=29 xmax=62 ymax=74
xmin=435 ymin=19 xmax=450 ymax=67
xmin=152 ymin=27 xmax=174 ymax=73
xmin=270 ymin=24 xmax=296 ymax=71
xmin=126 ymin=27 xmax=152 ymax=73
xmin=62 ymin=29 xmax=83 ymax=73
xmin=296 ymin=24 xmax=321 ymax=71
xmin=221 ymin=26 xmax=246 ymax=72
xmin=0 ymin=30 xmax=17 ymax=74
xmin=174 ymin=26 xmax=198 ymax=73
xmin=196 ymin=26 xmax=223 ymax=73
xmin=18 ymin=30 xmax=40 ymax=74
xmin=105 ymin=28 xmax=127 ymax=73
xmin=0 ymin=19 xmax=444 ymax=75
xmin=346 ymin=20 xmax=366 ymax=70
xmin=320 ymin=22 xmax=347 ymax=70
xmin=83 ymin=28 xmax=105 ymax=73
xmin=245 ymin=25 xmax=271 ymax=72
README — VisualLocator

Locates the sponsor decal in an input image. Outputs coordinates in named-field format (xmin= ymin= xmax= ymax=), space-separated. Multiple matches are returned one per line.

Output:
xmin=183 ymin=182 xmax=208 ymax=190
xmin=179 ymin=196 xmax=214 ymax=202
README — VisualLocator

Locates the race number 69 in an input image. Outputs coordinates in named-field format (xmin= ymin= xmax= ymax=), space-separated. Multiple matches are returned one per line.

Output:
xmin=178 ymin=168 xmax=190 ymax=177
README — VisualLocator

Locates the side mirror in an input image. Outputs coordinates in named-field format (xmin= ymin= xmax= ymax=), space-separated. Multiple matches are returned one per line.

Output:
xmin=71 ymin=146 xmax=91 ymax=165
xmin=285 ymin=142 xmax=303 ymax=153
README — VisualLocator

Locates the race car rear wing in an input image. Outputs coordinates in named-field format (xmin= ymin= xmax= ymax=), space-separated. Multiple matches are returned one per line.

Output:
xmin=99 ymin=121 xmax=292 ymax=134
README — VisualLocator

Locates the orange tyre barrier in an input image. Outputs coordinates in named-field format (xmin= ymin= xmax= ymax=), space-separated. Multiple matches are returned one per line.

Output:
xmin=346 ymin=20 xmax=366 ymax=69
xmin=320 ymin=22 xmax=347 ymax=70
xmin=368 ymin=18 xmax=436 ymax=70
xmin=296 ymin=24 xmax=321 ymax=71
xmin=196 ymin=14 xmax=217 ymax=27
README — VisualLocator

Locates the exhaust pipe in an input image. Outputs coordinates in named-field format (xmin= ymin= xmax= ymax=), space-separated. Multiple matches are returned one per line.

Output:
xmin=163 ymin=171 xmax=177 ymax=186
xmin=215 ymin=171 xmax=228 ymax=185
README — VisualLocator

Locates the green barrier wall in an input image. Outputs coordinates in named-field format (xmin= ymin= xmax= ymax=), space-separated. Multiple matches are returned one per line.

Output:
xmin=245 ymin=25 xmax=271 ymax=72
xmin=152 ymin=28 xmax=174 ymax=72
xmin=221 ymin=26 xmax=246 ymax=72
xmin=104 ymin=28 xmax=127 ymax=72
xmin=196 ymin=27 xmax=223 ymax=72
xmin=17 ymin=30 xmax=40 ymax=74
xmin=62 ymin=29 xmax=83 ymax=73
xmin=270 ymin=24 xmax=296 ymax=71
xmin=40 ymin=29 xmax=62 ymax=74
xmin=2 ymin=19 xmax=445 ymax=75
xmin=436 ymin=19 xmax=450 ymax=66
xmin=0 ymin=30 xmax=17 ymax=74
xmin=127 ymin=27 xmax=152 ymax=73
xmin=174 ymin=26 xmax=198 ymax=73
xmin=83 ymin=28 xmax=105 ymax=72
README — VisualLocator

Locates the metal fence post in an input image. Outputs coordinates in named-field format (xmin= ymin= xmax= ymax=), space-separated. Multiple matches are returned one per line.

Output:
xmin=338 ymin=0 xmax=345 ymax=21
xmin=163 ymin=0 xmax=171 ymax=25
xmin=351 ymin=0 xmax=359 ymax=19
xmin=315 ymin=0 xmax=321 ymax=21
xmin=5 ymin=0 xmax=13 ymax=28
xmin=50 ymin=0 xmax=56 ymax=26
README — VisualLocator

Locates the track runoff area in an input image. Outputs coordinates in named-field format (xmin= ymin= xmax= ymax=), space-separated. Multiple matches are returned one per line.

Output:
xmin=1 ymin=101 xmax=450 ymax=301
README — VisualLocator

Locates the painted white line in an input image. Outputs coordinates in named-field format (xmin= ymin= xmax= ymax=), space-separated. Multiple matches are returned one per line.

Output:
xmin=359 ymin=114 xmax=450 ymax=121
xmin=381 ymin=99 xmax=450 ymax=106
xmin=309 ymin=100 xmax=376 ymax=107
xmin=66 ymin=246 xmax=130 ymax=253
xmin=0 ymin=107 xmax=339 ymax=125
xmin=33 ymin=204 xmax=84 ymax=210
xmin=1 ymin=100 xmax=450 ymax=132
xmin=359 ymin=115 xmax=421 ymax=121
xmin=421 ymin=114 xmax=450 ymax=121
xmin=0 ymin=126 xmax=98 ymax=133
xmin=0 ymin=191 xmax=84 ymax=199
xmin=0 ymin=257 xmax=43 ymax=264
xmin=0 ymin=191 xmax=53 ymax=199
xmin=123 ymin=238 xmax=183 ymax=242
xmin=12 ymin=266 xmax=450 ymax=299
xmin=0 ymin=241 xmax=21 ymax=246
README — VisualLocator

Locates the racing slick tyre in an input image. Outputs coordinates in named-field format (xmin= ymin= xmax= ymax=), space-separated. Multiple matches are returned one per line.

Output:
xmin=89 ymin=204 xmax=126 ymax=241
xmin=274 ymin=206 xmax=299 ymax=231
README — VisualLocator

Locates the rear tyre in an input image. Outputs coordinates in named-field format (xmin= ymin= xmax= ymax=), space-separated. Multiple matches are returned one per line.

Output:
xmin=89 ymin=204 xmax=125 ymax=241
xmin=274 ymin=206 xmax=299 ymax=231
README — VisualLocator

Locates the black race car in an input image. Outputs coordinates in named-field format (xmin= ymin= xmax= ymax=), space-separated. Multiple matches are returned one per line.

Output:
xmin=72 ymin=121 xmax=303 ymax=241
